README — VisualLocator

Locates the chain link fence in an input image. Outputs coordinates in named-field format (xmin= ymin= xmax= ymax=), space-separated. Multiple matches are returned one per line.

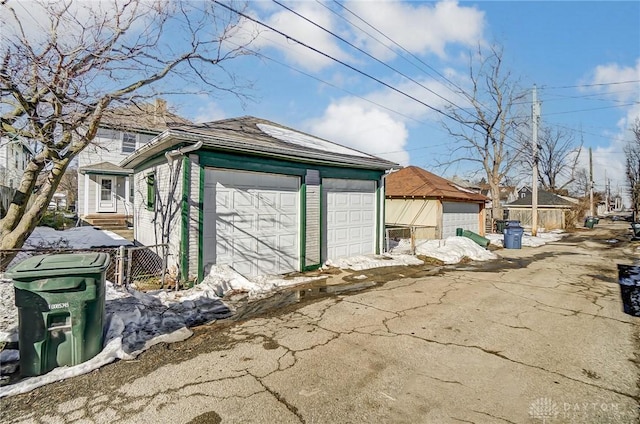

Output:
xmin=385 ymin=225 xmax=435 ymax=254
xmin=0 ymin=244 xmax=169 ymax=289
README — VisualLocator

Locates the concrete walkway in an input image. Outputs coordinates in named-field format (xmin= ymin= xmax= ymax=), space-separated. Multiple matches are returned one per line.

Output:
xmin=1 ymin=222 xmax=638 ymax=423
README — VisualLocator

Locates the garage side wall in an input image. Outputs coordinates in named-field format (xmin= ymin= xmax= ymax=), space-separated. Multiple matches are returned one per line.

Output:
xmin=385 ymin=198 xmax=440 ymax=238
xmin=133 ymin=159 xmax=183 ymax=273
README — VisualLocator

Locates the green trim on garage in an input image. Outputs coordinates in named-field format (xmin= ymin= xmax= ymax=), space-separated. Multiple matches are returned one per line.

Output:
xmin=299 ymin=183 xmax=306 ymax=272
xmin=376 ymin=181 xmax=382 ymax=254
xmin=181 ymin=156 xmax=190 ymax=284
xmin=198 ymin=164 xmax=205 ymax=283
xmin=198 ymin=150 xmax=384 ymax=181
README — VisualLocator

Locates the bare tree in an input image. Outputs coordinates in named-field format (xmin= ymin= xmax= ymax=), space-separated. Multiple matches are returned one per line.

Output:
xmin=517 ymin=126 xmax=582 ymax=193
xmin=571 ymin=168 xmax=591 ymax=198
xmin=57 ymin=167 xmax=78 ymax=211
xmin=0 ymin=0 xmax=257 ymax=254
xmin=624 ymin=118 xmax=640 ymax=219
xmin=441 ymin=45 xmax=528 ymax=221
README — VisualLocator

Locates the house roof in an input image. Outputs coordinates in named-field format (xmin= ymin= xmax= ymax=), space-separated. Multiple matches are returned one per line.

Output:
xmin=100 ymin=99 xmax=192 ymax=134
xmin=120 ymin=116 xmax=399 ymax=171
xmin=79 ymin=161 xmax=133 ymax=175
xmin=507 ymin=189 xmax=574 ymax=207
xmin=385 ymin=166 xmax=488 ymax=202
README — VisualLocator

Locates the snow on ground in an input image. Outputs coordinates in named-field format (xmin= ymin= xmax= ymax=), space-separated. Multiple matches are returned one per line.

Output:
xmin=0 ymin=226 xmax=564 ymax=398
xmin=485 ymin=228 xmax=566 ymax=248
xmin=390 ymin=236 xmax=498 ymax=264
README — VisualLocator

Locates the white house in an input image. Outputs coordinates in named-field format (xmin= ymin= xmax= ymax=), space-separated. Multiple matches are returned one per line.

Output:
xmin=0 ymin=136 xmax=35 ymax=217
xmin=77 ymin=99 xmax=190 ymax=228
xmin=120 ymin=116 xmax=399 ymax=282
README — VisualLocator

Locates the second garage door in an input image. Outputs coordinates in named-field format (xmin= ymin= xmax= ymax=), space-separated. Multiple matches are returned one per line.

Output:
xmin=441 ymin=202 xmax=480 ymax=238
xmin=323 ymin=178 xmax=377 ymax=260
xmin=203 ymin=169 xmax=300 ymax=277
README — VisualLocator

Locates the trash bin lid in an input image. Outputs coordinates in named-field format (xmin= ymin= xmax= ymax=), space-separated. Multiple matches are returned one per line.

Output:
xmin=6 ymin=252 xmax=110 ymax=282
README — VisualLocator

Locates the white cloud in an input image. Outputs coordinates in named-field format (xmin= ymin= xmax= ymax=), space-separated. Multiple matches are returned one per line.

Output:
xmin=192 ymin=100 xmax=226 ymax=124
xmin=580 ymin=58 xmax=640 ymax=205
xmin=306 ymin=100 xmax=409 ymax=165
xmin=346 ymin=0 xmax=485 ymax=60
xmin=253 ymin=2 xmax=351 ymax=71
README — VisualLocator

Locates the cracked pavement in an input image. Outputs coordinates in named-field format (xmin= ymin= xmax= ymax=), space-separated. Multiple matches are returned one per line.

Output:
xmin=1 ymin=222 xmax=639 ymax=423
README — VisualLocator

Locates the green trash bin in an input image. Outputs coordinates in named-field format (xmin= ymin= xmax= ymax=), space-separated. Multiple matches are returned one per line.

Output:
xmin=585 ymin=217 xmax=596 ymax=229
xmin=7 ymin=252 xmax=110 ymax=377
xmin=494 ymin=220 xmax=506 ymax=234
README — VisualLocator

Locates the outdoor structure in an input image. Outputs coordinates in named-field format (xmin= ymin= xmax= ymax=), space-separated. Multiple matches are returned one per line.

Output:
xmin=120 ymin=116 xmax=398 ymax=282
xmin=385 ymin=166 xmax=488 ymax=239
xmin=505 ymin=189 xmax=578 ymax=229
xmin=77 ymin=99 xmax=190 ymax=228
xmin=0 ymin=137 xmax=34 ymax=217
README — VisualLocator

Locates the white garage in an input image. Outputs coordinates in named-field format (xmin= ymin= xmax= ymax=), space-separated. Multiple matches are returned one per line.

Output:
xmin=122 ymin=116 xmax=398 ymax=283
xmin=323 ymin=179 xmax=377 ymax=260
xmin=441 ymin=202 xmax=481 ymax=238
xmin=203 ymin=169 xmax=300 ymax=277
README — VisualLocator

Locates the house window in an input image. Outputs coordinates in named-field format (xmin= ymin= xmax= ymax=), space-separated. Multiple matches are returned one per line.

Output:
xmin=146 ymin=173 xmax=156 ymax=210
xmin=130 ymin=180 xmax=134 ymax=203
xmin=122 ymin=132 xmax=137 ymax=154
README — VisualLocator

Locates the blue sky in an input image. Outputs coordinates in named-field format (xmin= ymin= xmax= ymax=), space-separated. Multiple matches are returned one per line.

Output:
xmin=173 ymin=0 xmax=639 ymax=200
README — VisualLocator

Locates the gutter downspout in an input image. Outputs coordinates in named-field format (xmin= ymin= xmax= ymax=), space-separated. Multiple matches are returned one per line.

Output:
xmin=164 ymin=141 xmax=203 ymax=288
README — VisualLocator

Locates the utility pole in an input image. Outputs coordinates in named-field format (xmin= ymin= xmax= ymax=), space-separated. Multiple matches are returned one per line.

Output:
xmin=589 ymin=147 xmax=594 ymax=217
xmin=531 ymin=85 xmax=540 ymax=236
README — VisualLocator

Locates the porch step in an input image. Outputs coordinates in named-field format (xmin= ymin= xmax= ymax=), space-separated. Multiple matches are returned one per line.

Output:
xmin=83 ymin=214 xmax=131 ymax=230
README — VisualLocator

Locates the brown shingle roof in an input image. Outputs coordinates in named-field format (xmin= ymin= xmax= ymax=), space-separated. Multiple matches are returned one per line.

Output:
xmin=386 ymin=166 xmax=487 ymax=202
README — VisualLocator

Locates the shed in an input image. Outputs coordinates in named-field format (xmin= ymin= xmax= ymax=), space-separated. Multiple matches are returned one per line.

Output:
xmin=120 ymin=116 xmax=398 ymax=282
xmin=385 ymin=166 xmax=488 ymax=239
xmin=505 ymin=190 xmax=578 ymax=229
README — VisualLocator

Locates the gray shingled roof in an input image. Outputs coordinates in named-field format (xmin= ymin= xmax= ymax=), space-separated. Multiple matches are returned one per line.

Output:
xmin=120 ymin=116 xmax=399 ymax=171
xmin=507 ymin=190 xmax=574 ymax=207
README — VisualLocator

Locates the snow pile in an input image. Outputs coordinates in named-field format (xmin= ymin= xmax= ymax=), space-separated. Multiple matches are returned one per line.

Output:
xmin=486 ymin=229 xmax=566 ymax=248
xmin=324 ymin=254 xmax=423 ymax=271
xmin=163 ymin=264 xmax=325 ymax=300
xmin=391 ymin=236 xmax=498 ymax=264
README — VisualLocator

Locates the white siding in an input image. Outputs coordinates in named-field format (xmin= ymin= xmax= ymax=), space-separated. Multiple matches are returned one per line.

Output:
xmin=385 ymin=198 xmax=440 ymax=227
xmin=187 ymin=155 xmax=200 ymax=278
xmin=305 ymin=170 xmax=321 ymax=268
xmin=134 ymin=161 xmax=183 ymax=271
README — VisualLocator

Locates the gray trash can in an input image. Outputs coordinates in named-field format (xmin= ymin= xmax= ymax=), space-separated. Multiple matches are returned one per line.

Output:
xmin=504 ymin=226 xmax=524 ymax=249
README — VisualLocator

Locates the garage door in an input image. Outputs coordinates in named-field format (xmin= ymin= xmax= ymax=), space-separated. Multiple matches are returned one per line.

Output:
xmin=442 ymin=202 xmax=480 ymax=238
xmin=203 ymin=169 xmax=299 ymax=277
xmin=323 ymin=179 xmax=376 ymax=260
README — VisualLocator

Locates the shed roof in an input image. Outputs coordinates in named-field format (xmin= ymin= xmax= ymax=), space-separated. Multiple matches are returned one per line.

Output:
xmin=507 ymin=190 xmax=574 ymax=207
xmin=120 ymin=116 xmax=399 ymax=171
xmin=385 ymin=166 xmax=487 ymax=202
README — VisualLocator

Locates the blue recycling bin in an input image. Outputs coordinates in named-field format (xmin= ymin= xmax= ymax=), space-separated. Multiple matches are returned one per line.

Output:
xmin=505 ymin=220 xmax=521 ymax=229
xmin=504 ymin=226 xmax=524 ymax=249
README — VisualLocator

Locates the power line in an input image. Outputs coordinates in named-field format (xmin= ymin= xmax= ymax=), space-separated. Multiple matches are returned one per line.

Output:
xmin=539 ymin=80 xmax=640 ymax=90
xmin=271 ymin=0 xmax=470 ymax=117
xmin=323 ymin=0 xmax=469 ymax=105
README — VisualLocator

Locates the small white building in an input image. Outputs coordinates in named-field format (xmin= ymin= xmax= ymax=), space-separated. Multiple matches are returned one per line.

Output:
xmin=120 ymin=116 xmax=398 ymax=282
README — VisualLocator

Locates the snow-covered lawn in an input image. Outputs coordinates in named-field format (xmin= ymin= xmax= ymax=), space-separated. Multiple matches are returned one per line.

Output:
xmin=0 ymin=226 xmax=564 ymax=398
